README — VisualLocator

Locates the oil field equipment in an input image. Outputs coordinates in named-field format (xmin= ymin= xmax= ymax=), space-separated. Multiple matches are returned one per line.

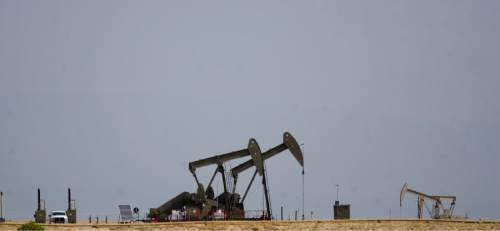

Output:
xmin=400 ymin=183 xmax=456 ymax=219
xmin=34 ymin=188 xmax=46 ymax=223
xmin=333 ymin=200 xmax=350 ymax=219
xmin=230 ymin=132 xmax=304 ymax=220
xmin=66 ymin=188 xmax=76 ymax=223
xmin=149 ymin=132 xmax=304 ymax=221
xmin=149 ymin=138 xmax=264 ymax=221
xmin=0 ymin=191 xmax=5 ymax=222
xmin=118 ymin=205 xmax=134 ymax=223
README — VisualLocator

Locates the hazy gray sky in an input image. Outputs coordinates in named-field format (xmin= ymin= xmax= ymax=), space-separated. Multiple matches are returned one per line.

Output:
xmin=1 ymin=0 xmax=499 ymax=220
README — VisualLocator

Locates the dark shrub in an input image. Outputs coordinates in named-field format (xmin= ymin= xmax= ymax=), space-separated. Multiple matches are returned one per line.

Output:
xmin=17 ymin=221 xmax=44 ymax=230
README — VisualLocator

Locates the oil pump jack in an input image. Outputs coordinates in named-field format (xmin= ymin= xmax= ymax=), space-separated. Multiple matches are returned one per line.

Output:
xmin=230 ymin=132 xmax=304 ymax=220
xmin=149 ymin=132 xmax=304 ymax=221
xmin=149 ymin=138 xmax=264 ymax=221
xmin=400 ymin=183 xmax=456 ymax=219
xmin=187 ymin=138 xmax=263 ymax=219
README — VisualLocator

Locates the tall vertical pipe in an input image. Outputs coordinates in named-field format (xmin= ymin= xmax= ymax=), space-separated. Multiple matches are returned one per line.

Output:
xmin=68 ymin=188 xmax=71 ymax=210
xmin=37 ymin=188 xmax=41 ymax=210
xmin=1 ymin=191 xmax=4 ymax=218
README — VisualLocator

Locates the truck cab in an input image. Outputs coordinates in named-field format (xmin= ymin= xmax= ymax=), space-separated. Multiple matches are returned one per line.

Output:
xmin=49 ymin=211 xmax=68 ymax=224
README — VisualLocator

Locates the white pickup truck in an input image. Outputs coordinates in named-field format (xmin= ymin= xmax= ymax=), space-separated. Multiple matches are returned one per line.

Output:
xmin=49 ymin=211 xmax=68 ymax=224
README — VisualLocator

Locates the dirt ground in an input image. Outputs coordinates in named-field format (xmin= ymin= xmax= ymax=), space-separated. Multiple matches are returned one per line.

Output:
xmin=1 ymin=219 xmax=500 ymax=231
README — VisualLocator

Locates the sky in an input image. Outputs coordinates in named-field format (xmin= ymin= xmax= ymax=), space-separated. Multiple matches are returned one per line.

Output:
xmin=1 ymin=0 xmax=499 ymax=221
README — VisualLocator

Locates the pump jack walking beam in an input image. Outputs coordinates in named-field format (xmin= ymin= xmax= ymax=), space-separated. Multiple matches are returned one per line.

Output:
xmin=231 ymin=132 xmax=304 ymax=192
xmin=188 ymin=139 xmax=263 ymax=196
xmin=189 ymin=147 xmax=249 ymax=192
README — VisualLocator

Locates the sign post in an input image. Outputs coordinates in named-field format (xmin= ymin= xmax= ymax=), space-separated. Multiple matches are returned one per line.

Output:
xmin=133 ymin=207 xmax=140 ymax=221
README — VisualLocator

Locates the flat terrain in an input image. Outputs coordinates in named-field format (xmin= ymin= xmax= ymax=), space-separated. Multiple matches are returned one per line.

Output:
xmin=2 ymin=220 xmax=500 ymax=231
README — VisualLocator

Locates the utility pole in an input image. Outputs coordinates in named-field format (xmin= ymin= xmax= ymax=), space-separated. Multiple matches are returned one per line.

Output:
xmin=302 ymin=167 xmax=305 ymax=220
xmin=334 ymin=183 xmax=339 ymax=220
xmin=301 ymin=143 xmax=305 ymax=221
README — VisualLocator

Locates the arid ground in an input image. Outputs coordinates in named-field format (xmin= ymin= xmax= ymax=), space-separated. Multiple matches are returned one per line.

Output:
xmin=1 ymin=220 xmax=500 ymax=231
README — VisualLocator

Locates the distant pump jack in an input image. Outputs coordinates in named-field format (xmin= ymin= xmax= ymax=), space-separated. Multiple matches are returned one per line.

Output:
xmin=400 ymin=183 xmax=456 ymax=219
